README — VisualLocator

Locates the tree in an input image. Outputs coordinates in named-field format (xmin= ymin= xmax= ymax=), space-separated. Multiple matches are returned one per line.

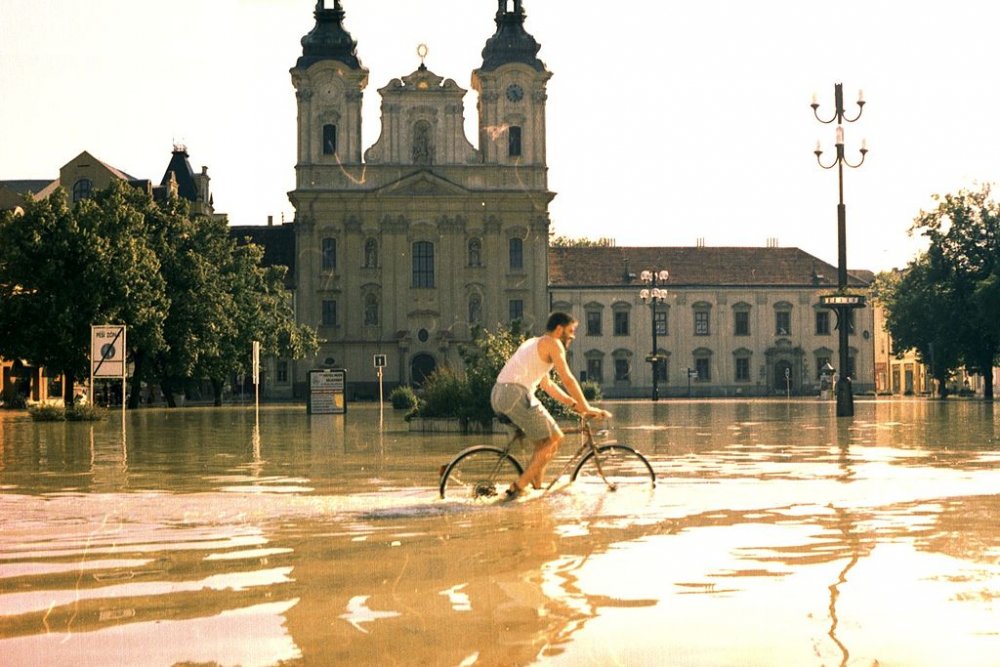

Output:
xmin=875 ymin=263 xmax=961 ymax=397
xmin=0 ymin=183 xmax=167 ymax=403
xmin=882 ymin=184 xmax=1000 ymax=399
xmin=1 ymin=180 xmax=316 ymax=409
xmin=549 ymin=235 xmax=616 ymax=247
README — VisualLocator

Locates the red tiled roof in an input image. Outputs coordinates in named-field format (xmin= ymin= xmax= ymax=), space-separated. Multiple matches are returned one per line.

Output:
xmin=548 ymin=246 xmax=870 ymax=288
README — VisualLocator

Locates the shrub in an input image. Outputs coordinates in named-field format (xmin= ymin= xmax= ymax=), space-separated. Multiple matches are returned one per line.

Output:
xmin=1 ymin=389 xmax=27 ymax=410
xmin=415 ymin=368 xmax=470 ymax=420
xmin=28 ymin=402 xmax=66 ymax=421
xmin=389 ymin=385 xmax=418 ymax=410
xmin=67 ymin=403 xmax=108 ymax=421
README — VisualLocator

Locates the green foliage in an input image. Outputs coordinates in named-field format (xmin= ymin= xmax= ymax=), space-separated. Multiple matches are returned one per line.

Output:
xmin=549 ymin=235 xmax=616 ymax=247
xmin=0 ymin=180 xmax=317 ymax=408
xmin=66 ymin=403 xmax=107 ymax=421
xmin=410 ymin=323 xmax=529 ymax=426
xmin=414 ymin=368 xmax=469 ymax=419
xmin=0 ymin=388 xmax=27 ymax=410
xmin=880 ymin=183 xmax=1000 ymax=399
xmin=581 ymin=379 xmax=603 ymax=401
xmin=389 ymin=385 xmax=418 ymax=410
xmin=27 ymin=402 xmax=66 ymax=421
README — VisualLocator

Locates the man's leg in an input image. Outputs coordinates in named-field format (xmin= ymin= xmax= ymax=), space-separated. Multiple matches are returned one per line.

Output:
xmin=514 ymin=432 xmax=564 ymax=491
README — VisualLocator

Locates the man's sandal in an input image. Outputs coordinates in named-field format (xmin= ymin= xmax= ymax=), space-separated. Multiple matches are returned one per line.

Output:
xmin=501 ymin=483 xmax=525 ymax=502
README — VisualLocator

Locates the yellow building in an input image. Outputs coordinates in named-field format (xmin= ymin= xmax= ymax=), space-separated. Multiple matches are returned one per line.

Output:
xmin=287 ymin=1 xmax=551 ymax=396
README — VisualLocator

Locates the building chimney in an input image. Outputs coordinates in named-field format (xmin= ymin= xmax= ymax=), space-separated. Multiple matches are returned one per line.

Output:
xmin=267 ymin=215 xmax=274 ymax=227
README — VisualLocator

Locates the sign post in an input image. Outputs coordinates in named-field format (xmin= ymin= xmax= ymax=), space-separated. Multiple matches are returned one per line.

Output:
xmin=91 ymin=324 xmax=126 ymax=416
xmin=252 ymin=341 xmax=261 ymax=415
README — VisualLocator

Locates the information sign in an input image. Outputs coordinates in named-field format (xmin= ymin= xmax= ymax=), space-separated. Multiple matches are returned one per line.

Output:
xmin=308 ymin=368 xmax=346 ymax=415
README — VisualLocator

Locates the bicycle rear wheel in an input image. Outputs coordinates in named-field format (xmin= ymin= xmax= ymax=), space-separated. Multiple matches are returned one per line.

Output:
xmin=439 ymin=446 xmax=524 ymax=500
xmin=570 ymin=444 xmax=656 ymax=490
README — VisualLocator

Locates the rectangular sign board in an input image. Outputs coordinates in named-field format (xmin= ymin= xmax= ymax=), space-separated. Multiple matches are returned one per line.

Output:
xmin=308 ymin=368 xmax=346 ymax=415
xmin=91 ymin=325 xmax=127 ymax=378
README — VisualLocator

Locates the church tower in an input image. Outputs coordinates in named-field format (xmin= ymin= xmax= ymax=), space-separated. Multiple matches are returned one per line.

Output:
xmin=288 ymin=0 xmax=552 ymax=395
xmin=290 ymin=0 xmax=368 ymax=170
xmin=472 ymin=0 xmax=551 ymax=168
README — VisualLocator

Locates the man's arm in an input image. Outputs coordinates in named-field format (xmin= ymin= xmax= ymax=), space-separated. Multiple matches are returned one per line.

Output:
xmin=540 ymin=337 xmax=607 ymax=416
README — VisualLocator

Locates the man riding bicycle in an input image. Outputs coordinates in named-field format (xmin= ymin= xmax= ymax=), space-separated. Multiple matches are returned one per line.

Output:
xmin=490 ymin=312 xmax=610 ymax=500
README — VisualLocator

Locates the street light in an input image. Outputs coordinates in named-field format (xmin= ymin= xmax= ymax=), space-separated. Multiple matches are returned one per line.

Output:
xmin=813 ymin=82 xmax=868 ymax=417
xmin=639 ymin=268 xmax=669 ymax=402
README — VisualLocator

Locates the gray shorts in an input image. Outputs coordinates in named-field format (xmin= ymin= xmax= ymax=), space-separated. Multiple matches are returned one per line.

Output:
xmin=490 ymin=382 xmax=559 ymax=443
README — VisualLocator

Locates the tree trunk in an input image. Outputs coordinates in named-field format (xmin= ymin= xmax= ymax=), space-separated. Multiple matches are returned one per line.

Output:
xmin=127 ymin=352 xmax=144 ymax=409
xmin=212 ymin=378 xmax=224 ymax=407
xmin=161 ymin=379 xmax=177 ymax=408
xmin=62 ymin=371 xmax=76 ymax=405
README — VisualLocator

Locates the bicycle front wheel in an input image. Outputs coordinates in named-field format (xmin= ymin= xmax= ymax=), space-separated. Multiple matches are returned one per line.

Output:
xmin=570 ymin=444 xmax=656 ymax=490
xmin=439 ymin=446 xmax=523 ymax=500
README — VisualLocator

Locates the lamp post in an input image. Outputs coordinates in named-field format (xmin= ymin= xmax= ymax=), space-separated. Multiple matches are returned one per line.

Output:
xmin=813 ymin=82 xmax=868 ymax=417
xmin=639 ymin=268 xmax=669 ymax=401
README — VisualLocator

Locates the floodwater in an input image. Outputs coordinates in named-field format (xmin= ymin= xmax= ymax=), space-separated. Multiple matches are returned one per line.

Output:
xmin=1 ymin=400 xmax=999 ymax=667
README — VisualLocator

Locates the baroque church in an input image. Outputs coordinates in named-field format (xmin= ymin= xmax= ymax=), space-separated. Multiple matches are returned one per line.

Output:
xmin=288 ymin=0 xmax=551 ymax=394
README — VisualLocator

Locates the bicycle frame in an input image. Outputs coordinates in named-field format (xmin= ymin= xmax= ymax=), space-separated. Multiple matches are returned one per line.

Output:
xmin=502 ymin=416 xmax=616 ymax=492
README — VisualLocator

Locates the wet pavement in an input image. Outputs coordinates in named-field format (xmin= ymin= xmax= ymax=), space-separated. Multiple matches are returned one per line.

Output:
xmin=1 ymin=399 xmax=999 ymax=666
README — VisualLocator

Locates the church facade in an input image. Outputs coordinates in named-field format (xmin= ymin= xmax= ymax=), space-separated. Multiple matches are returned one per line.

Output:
xmin=288 ymin=0 xmax=552 ymax=395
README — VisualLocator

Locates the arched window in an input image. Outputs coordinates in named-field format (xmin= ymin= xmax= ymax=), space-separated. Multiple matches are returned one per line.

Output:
xmin=412 ymin=241 xmax=434 ymax=288
xmin=322 ymin=237 xmax=336 ymax=271
xmin=322 ymin=124 xmax=337 ymax=155
xmin=508 ymin=126 xmax=522 ymax=157
xmin=509 ymin=237 xmax=523 ymax=270
xmin=364 ymin=292 xmax=379 ymax=326
xmin=72 ymin=178 xmax=92 ymax=203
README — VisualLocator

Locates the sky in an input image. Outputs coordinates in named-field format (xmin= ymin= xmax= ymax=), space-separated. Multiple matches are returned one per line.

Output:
xmin=3 ymin=0 xmax=1000 ymax=273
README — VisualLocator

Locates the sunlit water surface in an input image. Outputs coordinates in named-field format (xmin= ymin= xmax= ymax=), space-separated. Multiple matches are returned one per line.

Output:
xmin=1 ymin=400 xmax=999 ymax=666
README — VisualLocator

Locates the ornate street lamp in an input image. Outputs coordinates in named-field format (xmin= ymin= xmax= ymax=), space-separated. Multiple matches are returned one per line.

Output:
xmin=639 ymin=268 xmax=669 ymax=402
xmin=813 ymin=82 xmax=868 ymax=417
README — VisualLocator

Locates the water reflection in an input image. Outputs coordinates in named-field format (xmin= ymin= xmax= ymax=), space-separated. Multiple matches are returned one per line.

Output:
xmin=1 ymin=400 xmax=999 ymax=665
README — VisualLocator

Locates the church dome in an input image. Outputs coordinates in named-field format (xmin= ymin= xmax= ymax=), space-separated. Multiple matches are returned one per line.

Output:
xmin=480 ymin=0 xmax=545 ymax=72
xmin=296 ymin=0 xmax=362 ymax=70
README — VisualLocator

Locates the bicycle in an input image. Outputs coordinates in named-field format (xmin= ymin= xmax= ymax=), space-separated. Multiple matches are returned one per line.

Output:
xmin=438 ymin=413 xmax=656 ymax=500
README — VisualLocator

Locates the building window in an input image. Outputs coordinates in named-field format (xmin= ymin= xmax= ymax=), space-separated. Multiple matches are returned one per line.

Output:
xmin=412 ymin=241 xmax=434 ymax=288
xmin=734 ymin=310 xmax=750 ymax=336
xmin=322 ymin=237 xmax=336 ymax=271
xmin=613 ymin=311 xmax=629 ymax=336
xmin=468 ymin=238 xmax=482 ymax=267
xmin=276 ymin=361 xmax=289 ymax=384
xmin=587 ymin=358 xmax=603 ymax=384
xmin=509 ymin=299 xmax=524 ymax=323
xmin=816 ymin=311 xmax=830 ymax=335
xmin=469 ymin=294 xmax=483 ymax=324
xmin=735 ymin=357 xmax=750 ymax=381
xmin=322 ymin=124 xmax=337 ymax=155
xmin=695 ymin=357 xmax=711 ymax=381
xmin=508 ymin=126 xmax=522 ymax=157
xmin=509 ymin=237 xmax=523 ymax=270
xmin=364 ymin=238 xmax=378 ymax=268
xmin=586 ymin=310 xmax=602 ymax=336
xmin=72 ymin=178 xmax=92 ymax=203
xmin=364 ymin=293 xmax=379 ymax=326
xmin=654 ymin=309 xmax=668 ymax=336
xmin=775 ymin=311 xmax=791 ymax=336
xmin=614 ymin=358 xmax=630 ymax=382
xmin=694 ymin=310 xmax=710 ymax=336
xmin=322 ymin=299 xmax=337 ymax=327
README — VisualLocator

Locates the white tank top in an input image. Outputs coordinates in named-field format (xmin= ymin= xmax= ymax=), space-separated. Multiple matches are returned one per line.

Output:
xmin=496 ymin=337 xmax=553 ymax=391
